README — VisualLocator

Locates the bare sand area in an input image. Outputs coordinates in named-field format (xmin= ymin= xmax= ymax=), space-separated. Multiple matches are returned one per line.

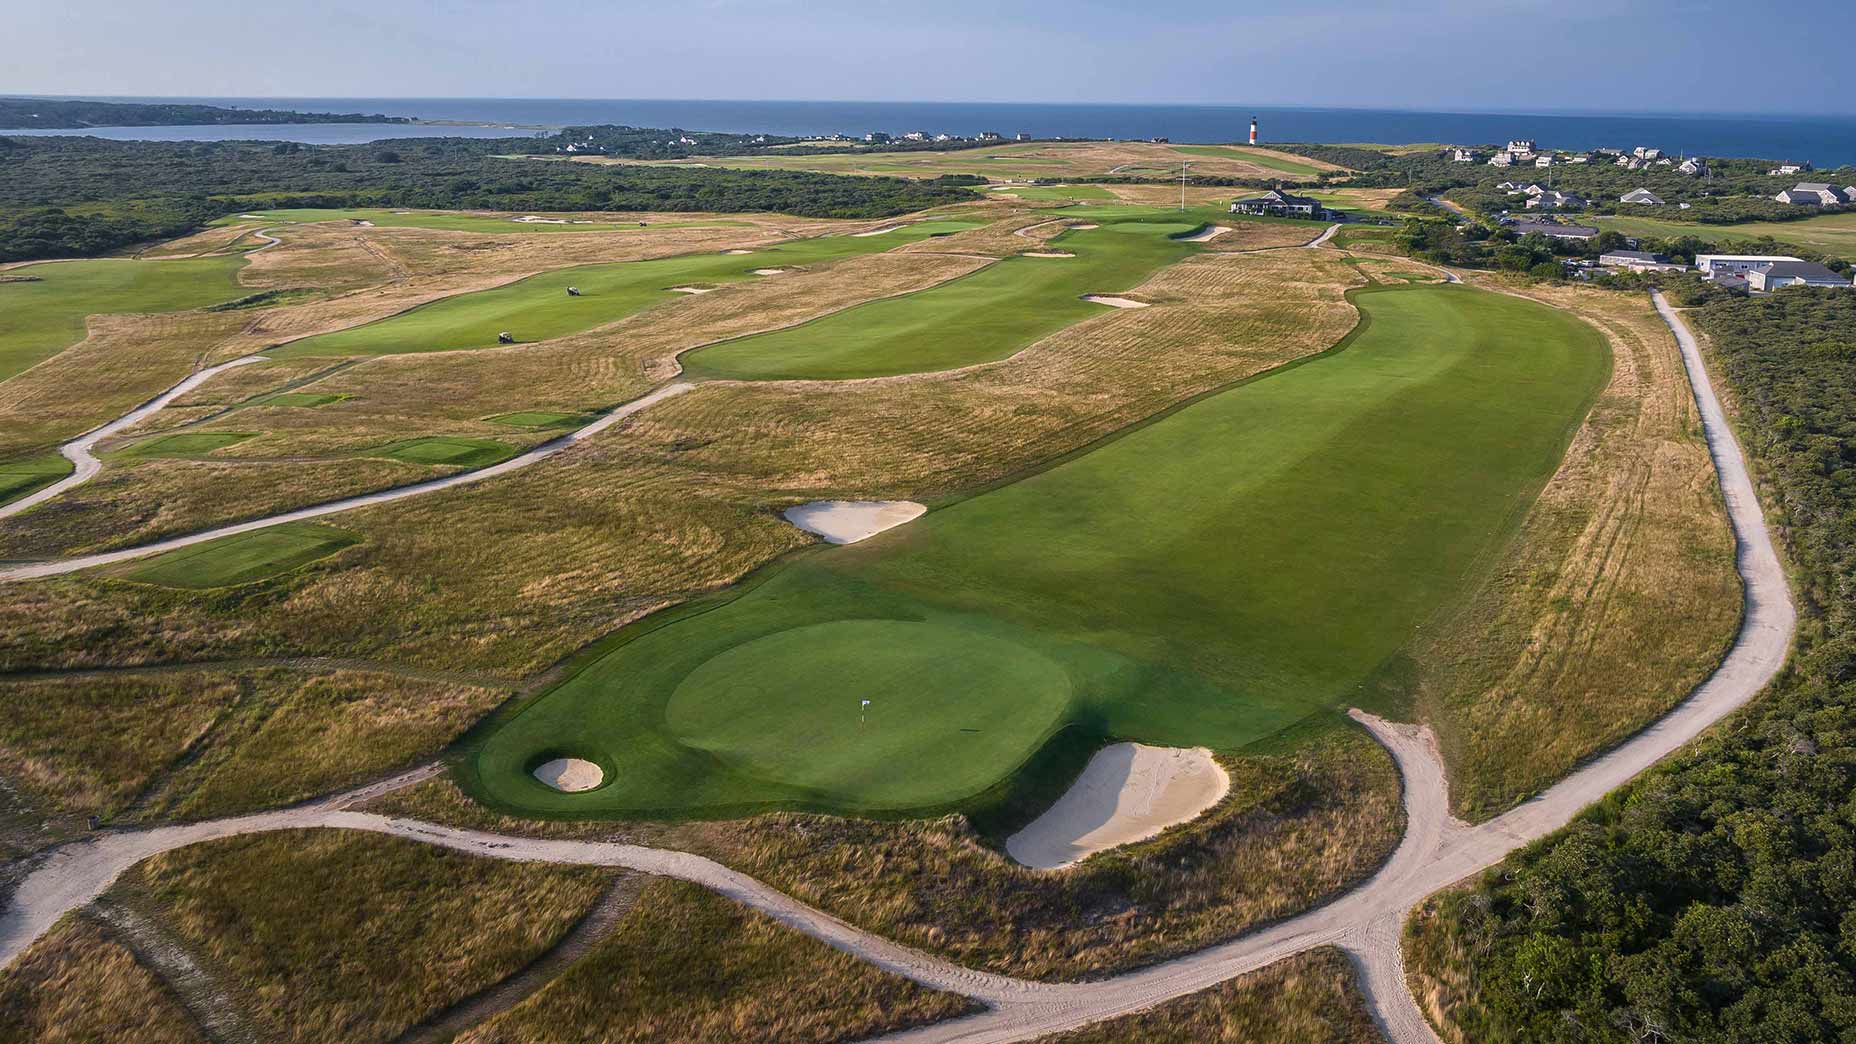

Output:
xmin=1007 ymin=744 xmax=1230 ymax=870
xmin=852 ymin=226 xmax=903 ymax=237
xmin=782 ymin=500 xmax=926 ymax=544
xmin=1082 ymin=295 xmax=1149 ymax=309
xmin=1181 ymin=225 xmax=1232 ymax=242
xmin=752 ymin=268 xmax=787 ymax=275
xmin=532 ymin=758 xmax=603 ymax=792
xmin=668 ymin=285 xmax=719 ymax=294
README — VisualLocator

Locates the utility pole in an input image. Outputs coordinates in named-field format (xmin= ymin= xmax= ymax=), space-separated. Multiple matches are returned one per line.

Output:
xmin=1180 ymin=161 xmax=1191 ymax=211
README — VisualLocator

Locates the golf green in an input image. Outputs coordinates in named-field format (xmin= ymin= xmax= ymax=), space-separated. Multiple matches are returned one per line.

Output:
xmin=118 ymin=522 xmax=359 ymax=589
xmin=272 ymin=219 xmax=985 ymax=360
xmin=468 ymin=284 xmax=1610 ymax=818
xmin=0 ymin=256 xmax=247 ymax=382
xmin=679 ymin=221 xmax=1202 ymax=380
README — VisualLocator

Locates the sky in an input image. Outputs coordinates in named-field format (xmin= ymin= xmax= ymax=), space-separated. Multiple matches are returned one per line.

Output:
xmin=7 ymin=0 xmax=1851 ymax=116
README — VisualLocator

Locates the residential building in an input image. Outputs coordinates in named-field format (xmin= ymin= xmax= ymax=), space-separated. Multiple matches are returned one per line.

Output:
xmin=1510 ymin=221 xmax=1599 ymax=241
xmin=1747 ymin=261 xmax=1851 ymax=291
xmin=1535 ymin=154 xmax=1555 ymax=168
xmin=1451 ymin=147 xmax=1480 ymax=162
xmin=901 ymin=131 xmax=929 ymax=142
xmin=1599 ymin=250 xmax=1688 ymax=273
xmin=1697 ymin=254 xmax=1803 ymax=277
xmin=1633 ymin=146 xmax=1662 ymax=160
xmin=1506 ymin=139 xmax=1537 ymax=154
xmin=1678 ymin=157 xmax=1707 ymax=175
xmin=1489 ymin=151 xmax=1516 ymax=167
xmin=1620 ymin=188 xmax=1666 ymax=205
xmin=1526 ymin=191 xmax=1586 ymax=210
xmin=979 ymin=132 xmax=1003 ymax=142
xmin=1229 ymin=188 xmax=1326 ymax=218
xmin=1768 ymin=164 xmax=1807 ymax=176
xmin=1016 ymin=132 xmax=1032 ymax=141
xmin=1569 ymin=154 xmax=1592 ymax=163
xmin=1774 ymin=182 xmax=1854 ymax=206
xmin=863 ymin=131 xmax=891 ymax=143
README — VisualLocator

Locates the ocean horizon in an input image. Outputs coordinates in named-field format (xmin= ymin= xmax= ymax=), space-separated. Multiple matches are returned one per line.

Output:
xmin=9 ymin=96 xmax=1856 ymax=167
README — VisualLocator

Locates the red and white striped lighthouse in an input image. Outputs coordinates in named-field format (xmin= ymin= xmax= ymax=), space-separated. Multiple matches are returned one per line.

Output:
xmin=1249 ymin=117 xmax=1258 ymax=145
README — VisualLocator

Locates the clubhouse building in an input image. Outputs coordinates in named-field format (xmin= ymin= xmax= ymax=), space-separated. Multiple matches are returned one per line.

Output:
xmin=1230 ymin=188 xmax=1329 ymax=219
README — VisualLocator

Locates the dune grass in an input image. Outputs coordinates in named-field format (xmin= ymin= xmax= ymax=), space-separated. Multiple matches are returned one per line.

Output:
xmin=116 ymin=521 xmax=359 ymax=589
xmin=1173 ymin=144 xmax=1324 ymax=176
xmin=0 ymin=255 xmax=246 ymax=382
xmin=259 ymin=391 xmax=347 ymax=408
xmin=271 ymin=219 xmax=983 ymax=359
xmin=212 ymin=207 xmax=753 ymax=234
xmin=999 ymin=184 xmax=1118 ymax=201
xmin=467 ymin=284 xmax=1610 ymax=819
xmin=487 ymin=410 xmax=592 ymax=429
xmin=0 ymin=453 xmax=74 ymax=505
xmin=679 ymin=220 xmax=1202 ymax=379
xmin=372 ymin=436 xmax=516 ymax=467
xmin=0 ymin=917 xmax=202 ymax=1044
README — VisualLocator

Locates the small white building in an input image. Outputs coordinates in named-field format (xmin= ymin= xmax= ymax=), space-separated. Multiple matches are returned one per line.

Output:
xmin=1599 ymin=250 xmax=1689 ymax=273
xmin=1489 ymin=151 xmax=1516 ymax=167
xmin=1746 ymin=261 xmax=1851 ymax=292
xmin=1620 ymin=188 xmax=1666 ymax=205
xmin=1678 ymin=157 xmax=1707 ymax=175
xmin=1697 ymin=254 xmax=1803 ymax=278
xmin=1526 ymin=190 xmax=1586 ymax=210
xmin=1451 ymin=147 xmax=1480 ymax=162
xmin=1535 ymin=154 xmax=1555 ymax=168
xmin=1768 ymin=164 xmax=1806 ymax=176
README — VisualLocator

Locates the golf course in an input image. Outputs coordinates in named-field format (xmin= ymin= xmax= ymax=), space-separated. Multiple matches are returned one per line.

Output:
xmin=467 ymin=283 xmax=1611 ymax=818
xmin=272 ymin=217 xmax=985 ymax=359
xmin=213 ymin=208 xmax=755 ymax=234
xmin=0 ymin=255 xmax=248 ymax=381
xmin=680 ymin=220 xmax=1204 ymax=379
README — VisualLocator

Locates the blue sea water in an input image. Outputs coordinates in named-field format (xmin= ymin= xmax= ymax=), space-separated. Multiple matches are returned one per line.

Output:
xmin=9 ymin=96 xmax=1856 ymax=167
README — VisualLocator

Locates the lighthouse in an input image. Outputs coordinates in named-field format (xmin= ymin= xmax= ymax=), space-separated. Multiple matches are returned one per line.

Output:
xmin=1249 ymin=117 xmax=1258 ymax=145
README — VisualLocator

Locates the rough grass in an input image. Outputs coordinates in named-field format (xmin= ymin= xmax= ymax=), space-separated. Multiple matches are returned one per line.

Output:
xmin=1036 ymin=947 xmax=1379 ymax=1043
xmin=0 ymin=916 xmax=202 ymax=1044
xmin=372 ymin=436 xmax=516 ymax=467
xmin=690 ymin=727 xmax=1401 ymax=980
xmin=127 ymin=829 xmax=612 ymax=1044
xmin=0 ymin=666 xmax=505 ymax=824
xmin=1397 ymin=282 xmax=1740 ymax=819
xmin=457 ymin=878 xmax=975 ymax=1044
xmin=1593 ymin=210 xmax=1856 ymax=260
xmin=614 ymin=140 xmax=1342 ymax=182
xmin=213 ymin=207 xmax=757 ymax=235
xmin=117 ymin=431 xmax=257 ymax=458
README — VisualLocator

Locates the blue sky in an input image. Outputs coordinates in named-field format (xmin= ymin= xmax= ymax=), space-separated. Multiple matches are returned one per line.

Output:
xmin=8 ymin=0 xmax=1850 ymax=115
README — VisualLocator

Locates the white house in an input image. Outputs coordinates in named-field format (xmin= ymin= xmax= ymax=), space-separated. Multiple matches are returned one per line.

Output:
xmin=1526 ymin=191 xmax=1586 ymax=210
xmin=1746 ymin=261 xmax=1850 ymax=291
xmin=1774 ymin=183 xmax=1854 ymax=206
xmin=1768 ymin=164 xmax=1807 ymax=176
xmin=1451 ymin=147 xmax=1480 ymax=162
xmin=1507 ymin=139 xmax=1537 ymax=154
xmin=1488 ymin=151 xmax=1516 ymax=167
xmin=1511 ymin=221 xmax=1599 ymax=241
xmin=1620 ymin=188 xmax=1666 ymax=205
xmin=1678 ymin=157 xmax=1707 ymax=175
xmin=1599 ymin=250 xmax=1689 ymax=273
xmin=1697 ymin=254 xmax=1803 ymax=278
xmin=1535 ymin=154 xmax=1556 ymax=168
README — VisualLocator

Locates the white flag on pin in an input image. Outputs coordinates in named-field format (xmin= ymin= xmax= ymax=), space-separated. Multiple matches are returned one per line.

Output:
xmin=861 ymin=699 xmax=872 ymax=707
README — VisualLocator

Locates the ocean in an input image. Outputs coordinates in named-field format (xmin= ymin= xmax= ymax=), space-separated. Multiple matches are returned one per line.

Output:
xmin=9 ymin=97 xmax=1856 ymax=167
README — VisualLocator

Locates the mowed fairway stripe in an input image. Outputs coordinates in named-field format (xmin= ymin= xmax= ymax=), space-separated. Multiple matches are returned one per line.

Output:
xmin=679 ymin=221 xmax=1201 ymax=380
xmin=270 ymin=219 xmax=984 ymax=359
xmin=469 ymin=285 xmax=1611 ymax=818
xmin=0 ymin=255 xmax=248 ymax=383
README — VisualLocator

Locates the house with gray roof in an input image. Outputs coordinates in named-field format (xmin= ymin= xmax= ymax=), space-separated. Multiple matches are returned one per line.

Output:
xmin=1747 ymin=261 xmax=1852 ymax=291
xmin=1620 ymin=188 xmax=1666 ymax=205
xmin=1229 ymin=188 xmax=1326 ymax=218
xmin=1774 ymin=182 xmax=1854 ymax=206
xmin=1511 ymin=221 xmax=1599 ymax=241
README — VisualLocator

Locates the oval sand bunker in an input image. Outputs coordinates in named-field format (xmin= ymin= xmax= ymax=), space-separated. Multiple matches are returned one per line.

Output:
xmin=533 ymin=758 xmax=604 ymax=793
xmin=783 ymin=500 xmax=925 ymax=544
xmin=1006 ymin=744 xmax=1229 ymax=870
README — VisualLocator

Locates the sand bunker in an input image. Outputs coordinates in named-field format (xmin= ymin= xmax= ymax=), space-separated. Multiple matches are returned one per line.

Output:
xmin=533 ymin=758 xmax=604 ymax=793
xmin=1071 ymin=224 xmax=1100 ymax=230
xmin=1023 ymin=252 xmax=1075 ymax=258
xmin=1007 ymin=744 xmax=1230 ymax=870
xmin=723 ymin=249 xmax=753 ymax=255
xmin=1082 ymin=295 xmax=1149 ymax=309
xmin=512 ymin=215 xmax=569 ymax=224
xmin=668 ymin=286 xmax=720 ymax=294
xmin=752 ymin=268 xmax=787 ymax=275
xmin=1181 ymin=225 xmax=1232 ymax=243
xmin=351 ymin=219 xmax=376 ymax=227
xmin=852 ymin=226 xmax=903 ymax=237
xmin=783 ymin=500 xmax=926 ymax=544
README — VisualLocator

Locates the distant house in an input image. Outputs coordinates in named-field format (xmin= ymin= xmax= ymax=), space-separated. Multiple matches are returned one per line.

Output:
xmin=1526 ymin=190 xmax=1586 ymax=210
xmin=1150 ymin=137 xmax=1170 ymax=144
xmin=1511 ymin=221 xmax=1599 ymax=241
xmin=1568 ymin=154 xmax=1592 ymax=164
xmin=901 ymin=131 xmax=929 ymax=142
xmin=1678 ymin=157 xmax=1707 ymax=175
xmin=1230 ymin=188 xmax=1326 ymax=218
xmin=1599 ymin=250 xmax=1688 ymax=273
xmin=1747 ymin=261 xmax=1851 ymax=291
xmin=1535 ymin=154 xmax=1555 ymax=168
xmin=1496 ymin=181 xmax=1525 ymax=192
xmin=1697 ymin=254 xmax=1804 ymax=277
xmin=864 ymin=131 xmax=891 ymax=143
xmin=1451 ymin=147 xmax=1480 ymax=163
xmin=1615 ymin=154 xmax=1635 ymax=167
xmin=1633 ymin=146 xmax=1662 ymax=160
xmin=1768 ymin=164 xmax=1808 ymax=176
xmin=1620 ymin=188 xmax=1666 ymax=205
xmin=1488 ymin=151 xmax=1516 ymax=167
xmin=1507 ymin=139 xmax=1537 ymax=154
xmin=1016 ymin=132 xmax=1033 ymax=141
xmin=1774 ymin=182 xmax=1853 ymax=206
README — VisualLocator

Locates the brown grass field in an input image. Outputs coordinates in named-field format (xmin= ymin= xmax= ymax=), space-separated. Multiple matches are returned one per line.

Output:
xmin=1035 ymin=947 xmax=1379 ymax=1043
xmin=0 ymin=916 xmax=203 ymax=1043
xmin=1396 ymin=279 xmax=1740 ymax=819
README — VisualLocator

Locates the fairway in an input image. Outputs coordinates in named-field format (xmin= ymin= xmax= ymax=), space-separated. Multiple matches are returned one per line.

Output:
xmin=0 ymin=454 xmax=74 ymax=506
xmin=273 ymin=219 xmax=984 ymax=359
xmin=212 ymin=208 xmax=753 ymax=234
xmin=1172 ymin=145 xmax=1322 ymax=176
xmin=115 ymin=522 xmax=359 ymax=589
xmin=468 ymin=284 xmax=1611 ymax=818
xmin=118 ymin=432 xmax=256 ymax=458
xmin=679 ymin=220 xmax=1202 ymax=380
xmin=372 ymin=436 xmax=516 ymax=467
xmin=996 ymin=185 xmax=1117 ymax=201
xmin=1593 ymin=211 xmax=1856 ymax=260
xmin=0 ymin=255 xmax=247 ymax=382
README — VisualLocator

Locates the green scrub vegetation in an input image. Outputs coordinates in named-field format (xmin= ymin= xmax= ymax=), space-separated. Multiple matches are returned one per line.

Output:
xmin=0 ymin=255 xmax=246 ymax=381
xmin=467 ymin=284 xmax=1609 ymax=819
xmin=271 ymin=218 xmax=984 ymax=360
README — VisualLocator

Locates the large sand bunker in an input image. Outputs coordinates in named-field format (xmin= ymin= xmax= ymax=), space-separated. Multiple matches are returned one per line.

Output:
xmin=1081 ymin=295 xmax=1149 ymax=309
xmin=533 ymin=758 xmax=604 ymax=792
xmin=783 ymin=500 xmax=926 ymax=544
xmin=1006 ymin=744 xmax=1230 ymax=870
xmin=1181 ymin=225 xmax=1232 ymax=243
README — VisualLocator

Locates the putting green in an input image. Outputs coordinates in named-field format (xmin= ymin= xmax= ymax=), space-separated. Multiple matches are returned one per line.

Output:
xmin=211 ymin=208 xmax=753 ymax=235
xmin=117 ymin=522 xmax=359 ymax=589
xmin=272 ymin=219 xmax=985 ymax=360
xmin=679 ymin=221 xmax=1202 ymax=380
xmin=468 ymin=284 xmax=1610 ymax=818
xmin=373 ymin=436 xmax=515 ymax=467
xmin=0 ymin=256 xmax=247 ymax=383
xmin=0 ymin=454 xmax=74 ymax=506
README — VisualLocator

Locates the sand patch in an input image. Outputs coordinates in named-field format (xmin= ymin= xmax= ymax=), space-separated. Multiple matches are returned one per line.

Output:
xmin=752 ymin=268 xmax=787 ymax=275
xmin=783 ymin=500 xmax=926 ymax=544
xmin=1082 ymin=295 xmax=1149 ymax=309
xmin=351 ymin=220 xmax=376 ymax=227
xmin=533 ymin=758 xmax=604 ymax=792
xmin=1007 ymin=744 xmax=1230 ymax=869
xmin=1071 ymin=224 xmax=1100 ymax=230
xmin=1181 ymin=225 xmax=1232 ymax=242
xmin=852 ymin=226 xmax=903 ymax=237
xmin=668 ymin=285 xmax=720 ymax=294
xmin=512 ymin=215 xmax=569 ymax=224
xmin=1023 ymin=252 xmax=1075 ymax=258
xmin=723 ymin=249 xmax=753 ymax=255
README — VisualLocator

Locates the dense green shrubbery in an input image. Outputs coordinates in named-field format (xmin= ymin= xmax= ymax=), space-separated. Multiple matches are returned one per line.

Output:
xmin=0 ymin=133 xmax=978 ymax=261
xmin=1417 ymin=289 xmax=1856 ymax=1042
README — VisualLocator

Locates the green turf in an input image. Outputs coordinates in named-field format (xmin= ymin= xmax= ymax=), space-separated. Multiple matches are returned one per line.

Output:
xmin=678 ymin=220 xmax=1202 ymax=380
xmin=467 ymin=284 xmax=1611 ymax=818
xmin=0 ymin=256 xmax=247 ymax=382
xmin=998 ymin=185 xmax=1118 ymax=201
xmin=118 ymin=432 xmax=256 ymax=458
xmin=487 ymin=411 xmax=593 ymax=429
xmin=271 ymin=219 xmax=986 ymax=360
xmin=258 ymin=392 xmax=347 ymax=408
xmin=371 ymin=437 xmax=516 ymax=467
xmin=1592 ymin=211 xmax=1856 ymax=261
xmin=1172 ymin=145 xmax=1323 ymax=176
xmin=0 ymin=454 xmax=74 ymax=506
xmin=116 ymin=522 xmax=360 ymax=589
xmin=210 ymin=208 xmax=753 ymax=235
